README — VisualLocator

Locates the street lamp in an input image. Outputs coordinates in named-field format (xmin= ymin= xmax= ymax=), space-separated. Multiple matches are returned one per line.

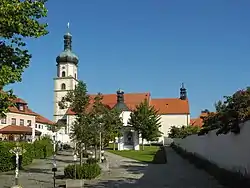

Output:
xmin=101 ymin=150 xmax=105 ymax=163
xmin=73 ymin=152 xmax=77 ymax=179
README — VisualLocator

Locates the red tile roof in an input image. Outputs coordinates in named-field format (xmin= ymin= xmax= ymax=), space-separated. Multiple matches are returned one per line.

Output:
xmin=35 ymin=113 xmax=55 ymax=125
xmin=67 ymin=93 xmax=150 ymax=115
xmin=7 ymin=96 xmax=54 ymax=125
xmin=13 ymin=98 xmax=27 ymax=104
xmin=190 ymin=112 xmax=209 ymax=127
xmin=66 ymin=93 xmax=190 ymax=115
xmin=0 ymin=125 xmax=41 ymax=135
xmin=8 ymin=105 xmax=37 ymax=116
xmin=150 ymin=98 xmax=190 ymax=114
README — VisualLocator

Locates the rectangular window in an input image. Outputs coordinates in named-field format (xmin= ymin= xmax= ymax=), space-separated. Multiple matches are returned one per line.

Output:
xmin=27 ymin=120 xmax=31 ymax=126
xmin=20 ymin=119 xmax=24 ymax=126
xmin=35 ymin=124 xmax=37 ymax=128
xmin=1 ymin=117 xmax=6 ymax=124
xmin=19 ymin=104 xmax=24 ymax=111
xmin=11 ymin=118 xmax=16 ymax=125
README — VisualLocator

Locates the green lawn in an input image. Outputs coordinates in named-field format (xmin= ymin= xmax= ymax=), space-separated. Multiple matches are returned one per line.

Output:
xmin=107 ymin=145 xmax=160 ymax=163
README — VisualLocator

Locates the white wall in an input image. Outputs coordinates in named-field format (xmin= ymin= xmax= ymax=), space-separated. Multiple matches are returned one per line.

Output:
xmin=174 ymin=120 xmax=250 ymax=175
xmin=35 ymin=122 xmax=53 ymax=138
xmin=120 ymin=111 xmax=131 ymax=126
xmin=159 ymin=114 xmax=190 ymax=144
xmin=0 ymin=112 xmax=36 ymax=142
xmin=53 ymin=77 xmax=78 ymax=122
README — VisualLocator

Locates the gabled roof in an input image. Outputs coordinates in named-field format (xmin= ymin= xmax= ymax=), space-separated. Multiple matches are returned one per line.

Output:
xmin=34 ymin=113 xmax=55 ymax=125
xmin=0 ymin=125 xmax=41 ymax=135
xmin=150 ymin=98 xmax=189 ymax=114
xmin=4 ymin=94 xmax=54 ymax=125
xmin=8 ymin=105 xmax=37 ymax=116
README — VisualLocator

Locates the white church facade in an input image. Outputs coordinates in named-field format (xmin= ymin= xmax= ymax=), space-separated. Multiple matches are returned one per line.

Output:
xmin=53 ymin=30 xmax=190 ymax=150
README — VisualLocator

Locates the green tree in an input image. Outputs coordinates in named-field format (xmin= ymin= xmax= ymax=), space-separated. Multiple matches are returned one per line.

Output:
xmin=128 ymin=100 xmax=162 ymax=150
xmin=0 ymin=0 xmax=48 ymax=116
xmin=102 ymin=108 xmax=123 ymax=150
xmin=169 ymin=125 xmax=201 ymax=138
xmin=59 ymin=81 xmax=90 ymax=164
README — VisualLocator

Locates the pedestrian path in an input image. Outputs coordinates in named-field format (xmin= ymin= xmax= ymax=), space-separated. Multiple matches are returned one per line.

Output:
xmin=0 ymin=148 xmax=225 ymax=188
xmin=85 ymin=147 xmax=224 ymax=188
xmin=0 ymin=150 xmax=74 ymax=188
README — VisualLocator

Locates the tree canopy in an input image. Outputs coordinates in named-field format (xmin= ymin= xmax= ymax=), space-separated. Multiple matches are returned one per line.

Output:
xmin=169 ymin=125 xmax=201 ymax=139
xmin=128 ymin=99 xmax=162 ymax=149
xmin=59 ymin=81 xmax=123 ymax=155
xmin=0 ymin=0 xmax=48 ymax=116
xmin=199 ymin=87 xmax=250 ymax=136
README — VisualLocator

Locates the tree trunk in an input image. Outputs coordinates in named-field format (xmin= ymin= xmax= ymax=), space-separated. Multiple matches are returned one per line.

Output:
xmin=94 ymin=144 xmax=97 ymax=160
xmin=142 ymin=139 xmax=144 ymax=151
xmin=113 ymin=136 xmax=116 ymax=150
xmin=79 ymin=149 xmax=82 ymax=166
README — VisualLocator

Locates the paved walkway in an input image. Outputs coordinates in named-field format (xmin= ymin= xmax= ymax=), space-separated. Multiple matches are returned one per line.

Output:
xmin=0 ymin=147 xmax=225 ymax=188
xmin=0 ymin=150 xmax=75 ymax=188
xmin=85 ymin=147 xmax=225 ymax=188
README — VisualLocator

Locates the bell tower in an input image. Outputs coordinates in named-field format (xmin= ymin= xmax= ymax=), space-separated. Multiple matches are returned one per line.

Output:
xmin=53 ymin=24 xmax=79 ymax=123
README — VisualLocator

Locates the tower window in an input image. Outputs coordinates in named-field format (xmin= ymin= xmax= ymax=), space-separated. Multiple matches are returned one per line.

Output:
xmin=75 ymin=73 xmax=77 ymax=79
xmin=62 ymin=71 xmax=66 ymax=77
xmin=61 ymin=83 xmax=66 ymax=90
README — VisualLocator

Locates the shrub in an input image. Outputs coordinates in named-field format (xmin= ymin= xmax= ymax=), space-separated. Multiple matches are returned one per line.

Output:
xmin=33 ymin=137 xmax=53 ymax=159
xmin=0 ymin=137 xmax=53 ymax=172
xmin=169 ymin=125 xmax=201 ymax=138
xmin=86 ymin=158 xmax=98 ymax=164
xmin=64 ymin=163 xmax=101 ymax=179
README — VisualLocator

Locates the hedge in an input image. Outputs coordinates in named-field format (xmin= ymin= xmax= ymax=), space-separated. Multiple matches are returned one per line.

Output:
xmin=0 ymin=137 xmax=53 ymax=172
xmin=64 ymin=163 xmax=101 ymax=179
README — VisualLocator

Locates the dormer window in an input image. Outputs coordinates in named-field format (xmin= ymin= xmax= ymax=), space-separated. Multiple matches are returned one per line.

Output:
xmin=19 ymin=104 xmax=24 ymax=111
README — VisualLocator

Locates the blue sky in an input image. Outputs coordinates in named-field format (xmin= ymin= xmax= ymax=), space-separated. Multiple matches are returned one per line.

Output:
xmin=7 ymin=0 xmax=250 ymax=120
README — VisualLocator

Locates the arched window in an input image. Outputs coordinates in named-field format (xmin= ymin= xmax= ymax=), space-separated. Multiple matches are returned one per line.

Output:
xmin=62 ymin=71 xmax=66 ymax=77
xmin=61 ymin=83 xmax=66 ymax=90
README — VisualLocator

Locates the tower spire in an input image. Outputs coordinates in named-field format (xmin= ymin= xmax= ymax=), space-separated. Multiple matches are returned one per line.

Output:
xmin=180 ymin=83 xmax=187 ymax=100
xmin=67 ymin=22 xmax=70 ymax=32
xmin=64 ymin=22 xmax=72 ymax=51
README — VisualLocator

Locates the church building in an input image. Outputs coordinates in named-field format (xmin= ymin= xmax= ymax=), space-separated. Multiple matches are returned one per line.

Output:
xmin=53 ymin=29 xmax=190 ymax=150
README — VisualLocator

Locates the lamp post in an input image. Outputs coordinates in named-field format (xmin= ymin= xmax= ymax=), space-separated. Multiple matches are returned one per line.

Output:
xmin=99 ymin=130 xmax=102 ymax=163
xmin=52 ymin=135 xmax=57 ymax=188
xmin=73 ymin=152 xmax=77 ymax=179
xmin=9 ymin=142 xmax=26 ymax=188
xmin=101 ymin=150 xmax=105 ymax=163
